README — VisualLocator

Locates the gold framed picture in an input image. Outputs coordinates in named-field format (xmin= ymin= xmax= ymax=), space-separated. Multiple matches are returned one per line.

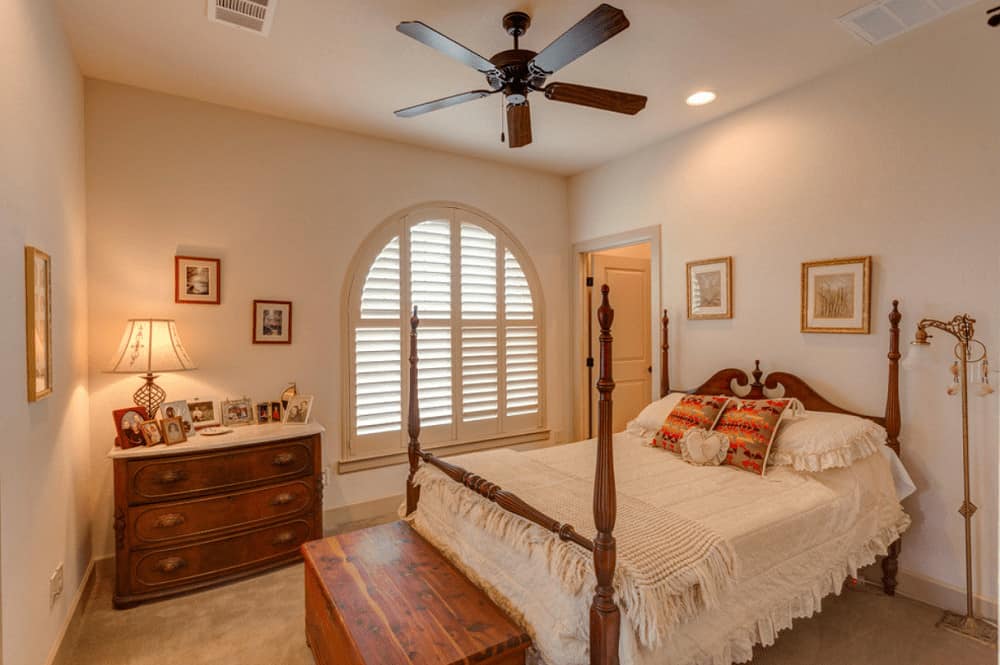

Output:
xmin=25 ymin=246 xmax=52 ymax=401
xmin=161 ymin=417 xmax=188 ymax=445
xmin=686 ymin=257 xmax=732 ymax=320
xmin=801 ymin=256 xmax=871 ymax=334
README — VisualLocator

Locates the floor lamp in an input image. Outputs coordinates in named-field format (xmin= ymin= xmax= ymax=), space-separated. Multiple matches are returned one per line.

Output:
xmin=910 ymin=313 xmax=996 ymax=645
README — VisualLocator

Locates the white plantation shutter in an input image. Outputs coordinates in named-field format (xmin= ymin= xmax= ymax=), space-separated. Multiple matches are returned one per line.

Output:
xmin=348 ymin=207 xmax=543 ymax=460
xmin=354 ymin=328 xmax=401 ymax=436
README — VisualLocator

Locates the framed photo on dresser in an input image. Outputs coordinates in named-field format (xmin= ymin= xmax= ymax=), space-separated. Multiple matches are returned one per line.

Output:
xmin=175 ymin=256 xmax=221 ymax=304
xmin=113 ymin=406 xmax=149 ymax=449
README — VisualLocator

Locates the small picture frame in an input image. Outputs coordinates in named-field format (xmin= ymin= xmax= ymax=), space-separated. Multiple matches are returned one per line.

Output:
xmin=686 ymin=257 xmax=733 ymax=320
xmin=113 ymin=406 xmax=149 ymax=449
xmin=25 ymin=246 xmax=53 ymax=401
xmin=283 ymin=394 xmax=313 ymax=425
xmin=160 ymin=400 xmax=196 ymax=437
xmin=256 ymin=402 xmax=271 ymax=424
xmin=187 ymin=399 xmax=219 ymax=429
xmin=161 ymin=417 xmax=188 ymax=445
xmin=280 ymin=383 xmax=297 ymax=410
xmin=140 ymin=420 xmax=164 ymax=446
xmin=175 ymin=256 xmax=221 ymax=305
xmin=270 ymin=401 xmax=283 ymax=422
xmin=253 ymin=300 xmax=292 ymax=344
xmin=221 ymin=397 xmax=254 ymax=427
xmin=801 ymin=256 xmax=871 ymax=334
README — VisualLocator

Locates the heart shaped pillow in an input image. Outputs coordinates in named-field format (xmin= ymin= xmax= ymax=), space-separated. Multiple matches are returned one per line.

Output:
xmin=679 ymin=428 xmax=730 ymax=466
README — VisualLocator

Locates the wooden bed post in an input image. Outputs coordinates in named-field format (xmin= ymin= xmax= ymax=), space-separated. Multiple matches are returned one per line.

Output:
xmin=405 ymin=306 xmax=421 ymax=516
xmin=660 ymin=309 xmax=670 ymax=398
xmin=591 ymin=285 xmax=620 ymax=665
xmin=882 ymin=299 xmax=902 ymax=595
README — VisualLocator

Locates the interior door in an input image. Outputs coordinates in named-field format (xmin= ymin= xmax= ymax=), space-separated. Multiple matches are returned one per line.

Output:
xmin=590 ymin=254 xmax=651 ymax=435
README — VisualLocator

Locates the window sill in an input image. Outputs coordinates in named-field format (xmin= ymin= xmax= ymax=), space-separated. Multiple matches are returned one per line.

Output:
xmin=338 ymin=428 xmax=551 ymax=474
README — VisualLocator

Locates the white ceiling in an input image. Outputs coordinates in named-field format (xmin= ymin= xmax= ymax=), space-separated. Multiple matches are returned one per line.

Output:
xmin=54 ymin=0 xmax=988 ymax=175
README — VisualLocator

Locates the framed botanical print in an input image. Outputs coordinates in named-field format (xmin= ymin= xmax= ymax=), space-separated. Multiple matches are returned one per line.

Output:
xmin=801 ymin=256 xmax=871 ymax=334
xmin=25 ymin=246 xmax=53 ymax=401
xmin=175 ymin=256 xmax=221 ymax=304
xmin=253 ymin=300 xmax=292 ymax=344
xmin=686 ymin=257 xmax=733 ymax=320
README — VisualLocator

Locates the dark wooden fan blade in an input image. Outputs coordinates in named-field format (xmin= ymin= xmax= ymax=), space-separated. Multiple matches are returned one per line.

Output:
xmin=528 ymin=4 xmax=629 ymax=76
xmin=395 ymin=90 xmax=494 ymax=118
xmin=507 ymin=102 xmax=532 ymax=148
xmin=543 ymin=82 xmax=646 ymax=115
xmin=397 ymin=21 xmax=500 ymax=75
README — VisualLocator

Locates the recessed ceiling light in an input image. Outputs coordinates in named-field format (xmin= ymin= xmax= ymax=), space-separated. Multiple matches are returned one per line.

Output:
xmin=686 ymin=91 xmax=717 ymax=106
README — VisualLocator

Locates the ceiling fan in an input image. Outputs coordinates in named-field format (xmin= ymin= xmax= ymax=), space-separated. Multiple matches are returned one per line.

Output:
xmin=394 ymin=3 xmax=647 ymax=148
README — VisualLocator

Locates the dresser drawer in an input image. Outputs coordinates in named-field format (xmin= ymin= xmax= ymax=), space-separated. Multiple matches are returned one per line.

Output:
xmin=130 ymin=518 xmax=312 ymax=593
xmin=129 ymin=479 xmax=315 ymax=547
xmin=126 ymin=439 xmax=315 ymax=504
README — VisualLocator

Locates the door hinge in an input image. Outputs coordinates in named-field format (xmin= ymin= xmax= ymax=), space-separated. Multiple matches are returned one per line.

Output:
xmin=585 ymin=276 xmax=594 ymax=287
xmin=586 ymin=357 xmax=594 ymax=368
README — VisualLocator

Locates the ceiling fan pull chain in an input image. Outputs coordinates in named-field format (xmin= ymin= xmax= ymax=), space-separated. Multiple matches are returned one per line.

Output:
xmin=500 ymin=94 xmax=506 ymax=144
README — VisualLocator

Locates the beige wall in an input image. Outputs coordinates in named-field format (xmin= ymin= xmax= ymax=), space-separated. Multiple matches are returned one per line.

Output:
xmin=0 ymin=1 xmax=91 ymax=664
xmin=570 ymin=12 xmax=1000 ymax=610
xmin=84 ymin=80 xmax=573 ymax=558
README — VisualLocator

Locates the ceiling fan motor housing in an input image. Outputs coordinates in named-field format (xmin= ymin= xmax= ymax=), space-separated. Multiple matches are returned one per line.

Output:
xmin=489 ymin=48 xmax=542 ymax=104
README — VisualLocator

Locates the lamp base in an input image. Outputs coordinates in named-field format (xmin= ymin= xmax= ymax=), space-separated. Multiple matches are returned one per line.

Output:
xmin=937 ymin=611 xmax=997 ymax=645
xmin=133 ymin=373 xmax=167 ymax=419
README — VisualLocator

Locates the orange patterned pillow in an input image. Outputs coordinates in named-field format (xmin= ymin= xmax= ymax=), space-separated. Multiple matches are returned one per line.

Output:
xmin=713 ymin=399 xmax=793 ymax=475
xmin=652 ymin=395 xmax=731 ymax=453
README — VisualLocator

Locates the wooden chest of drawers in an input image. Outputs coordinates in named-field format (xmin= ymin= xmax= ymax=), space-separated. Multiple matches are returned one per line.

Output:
xmin=110 ymin=425 xmax=324 ymax=608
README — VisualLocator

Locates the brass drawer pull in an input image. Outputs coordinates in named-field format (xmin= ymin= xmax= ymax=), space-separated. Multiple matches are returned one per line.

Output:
xmin=156 ymin=556 xmax=187 ymax=574
xmin=157 ymin=469 xmax=188 ymax=484
xmin=272 ymin=531 xmax=296 ymax=546
xmin=154 ymin=513 xmax=186 ymax=529
xmin=272 ymin=452 xmax=296 ymax=466
xmin=270 ymin=492 xmax=296 ymax=506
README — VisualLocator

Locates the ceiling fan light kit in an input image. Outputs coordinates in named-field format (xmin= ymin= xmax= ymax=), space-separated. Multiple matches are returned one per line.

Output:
xmin=394 ymin=3 xmax=647 ymax=148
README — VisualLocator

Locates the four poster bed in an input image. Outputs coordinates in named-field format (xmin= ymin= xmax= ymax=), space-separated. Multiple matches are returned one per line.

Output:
xmin=402 ymin=287 xmax=909 ymax=665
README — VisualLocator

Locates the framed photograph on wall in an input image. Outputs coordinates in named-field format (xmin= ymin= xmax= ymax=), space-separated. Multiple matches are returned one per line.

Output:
xmin=686 ymin=257 xmax=733 ymax=320
xmin=175 ymin=256 xmax=221 ymax=304
xmin=801 ymin=256 xmax=871 ymax=334
xmin=25 ymin=246 xmax=53 ymax=401
xmin=253 ymin=300 xmax=292 ymax=344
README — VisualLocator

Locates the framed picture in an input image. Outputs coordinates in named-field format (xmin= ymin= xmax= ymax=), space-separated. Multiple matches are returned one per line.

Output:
xmin=140 ymin=420 xmax=164 ymax=446
xmin=283 ymin=394 xmax=313 ymax=425
xmin=25 ymin=246 xmax=53 ymax=401
xmin=160 ymin=400 xmax=196 ymax=436
xmin=280 ymin=383 xmax=297 ymax=410
xmin=256 ymin=402 xmax=271 ymax=424
xmin=187 ymin=399 xmax=219 ymax=428
xmin=686 ymin=257 xmax=733 ymax=320
xmin=801 ymin=256 xmax=871 ymax=334
xmin=221 ymin=397 xmax=254 ymax=427
xmin=175 ymin=256 xmax=221 ymax=304
xmin=161 ymin=417 xmax=187 ymax=445
xmin=253 ymin=300 xmax=292 ymax=344
xmin=113 ymin=406 xmax=149 ymax=449
xmin=269 ymin=401 xmax=283 ymax=422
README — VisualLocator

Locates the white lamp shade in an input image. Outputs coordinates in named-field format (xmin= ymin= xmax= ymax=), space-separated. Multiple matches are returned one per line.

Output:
xmin=108 ymin=319 xmax=196 ymax=373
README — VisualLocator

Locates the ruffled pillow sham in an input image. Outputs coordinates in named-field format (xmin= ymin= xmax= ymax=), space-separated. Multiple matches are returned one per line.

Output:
xmin=625 ymin=392 xmax=685 ymax=438
xmin=769 ymin=410 xmax=886 ymax=472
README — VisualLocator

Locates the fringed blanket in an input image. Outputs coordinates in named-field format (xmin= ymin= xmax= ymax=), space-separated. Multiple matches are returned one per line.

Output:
xmin=409 ymin=448 xmax=738 ymax=649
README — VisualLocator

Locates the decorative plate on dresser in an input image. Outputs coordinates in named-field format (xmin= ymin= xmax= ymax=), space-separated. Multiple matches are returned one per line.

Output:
xmin=108 ymin=423 xmax=324 ymax=608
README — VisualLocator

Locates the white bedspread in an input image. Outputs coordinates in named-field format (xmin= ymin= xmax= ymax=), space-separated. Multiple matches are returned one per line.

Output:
xmin=409 ymin=432 xmax=911 ymax=665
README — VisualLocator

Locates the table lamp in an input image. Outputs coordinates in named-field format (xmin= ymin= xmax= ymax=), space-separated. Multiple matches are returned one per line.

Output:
xmin=107 ymin=319 xmax=196 ymax=418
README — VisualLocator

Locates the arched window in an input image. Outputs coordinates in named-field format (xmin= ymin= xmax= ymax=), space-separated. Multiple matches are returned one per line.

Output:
xmin=344 ymin=205 xmax=545 ymax=465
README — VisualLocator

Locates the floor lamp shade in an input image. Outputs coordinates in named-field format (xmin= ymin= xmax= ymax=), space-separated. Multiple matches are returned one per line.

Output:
xmin=108 ymin=319 xmax=196 ymax=419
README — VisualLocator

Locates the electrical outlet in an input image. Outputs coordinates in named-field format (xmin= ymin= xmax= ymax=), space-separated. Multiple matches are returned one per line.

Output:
xmin=49 ymin=563 xmax=64 ymax=607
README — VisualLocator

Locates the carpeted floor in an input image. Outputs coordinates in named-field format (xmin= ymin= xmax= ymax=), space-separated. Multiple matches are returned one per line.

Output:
xmin=56 ymin=520 xmax=996 ymax=665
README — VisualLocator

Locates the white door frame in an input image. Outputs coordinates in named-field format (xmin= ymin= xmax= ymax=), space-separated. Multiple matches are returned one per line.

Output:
xmin=572 ymin=226 xmax=661 ymax=441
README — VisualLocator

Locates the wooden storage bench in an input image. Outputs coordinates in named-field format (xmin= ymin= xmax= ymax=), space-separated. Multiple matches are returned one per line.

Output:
xmin=302 ymin=521 xmax=531 ymax=665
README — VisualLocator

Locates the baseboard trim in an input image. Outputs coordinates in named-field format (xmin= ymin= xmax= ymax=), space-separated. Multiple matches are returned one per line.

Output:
xmin=894 ymin=568 xmax=997 ymax=620
xmin=44 ymin=558 xmax=98 ymax=665
xmin=324 ymin=494 xmax=403 ymax=534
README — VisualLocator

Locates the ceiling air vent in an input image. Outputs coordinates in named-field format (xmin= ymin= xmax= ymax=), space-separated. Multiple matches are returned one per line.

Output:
xmin=838 ymin=0 xmax=978 ymax=44
xmin=209 ymin=0 xmax=277 ymax=36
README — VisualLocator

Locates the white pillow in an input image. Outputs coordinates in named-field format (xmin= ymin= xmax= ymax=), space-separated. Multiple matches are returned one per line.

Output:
xmin=625 ymin=392 xmax=685 ymax=438
xmin=769 ymin=410 xmax=886 ymax=472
